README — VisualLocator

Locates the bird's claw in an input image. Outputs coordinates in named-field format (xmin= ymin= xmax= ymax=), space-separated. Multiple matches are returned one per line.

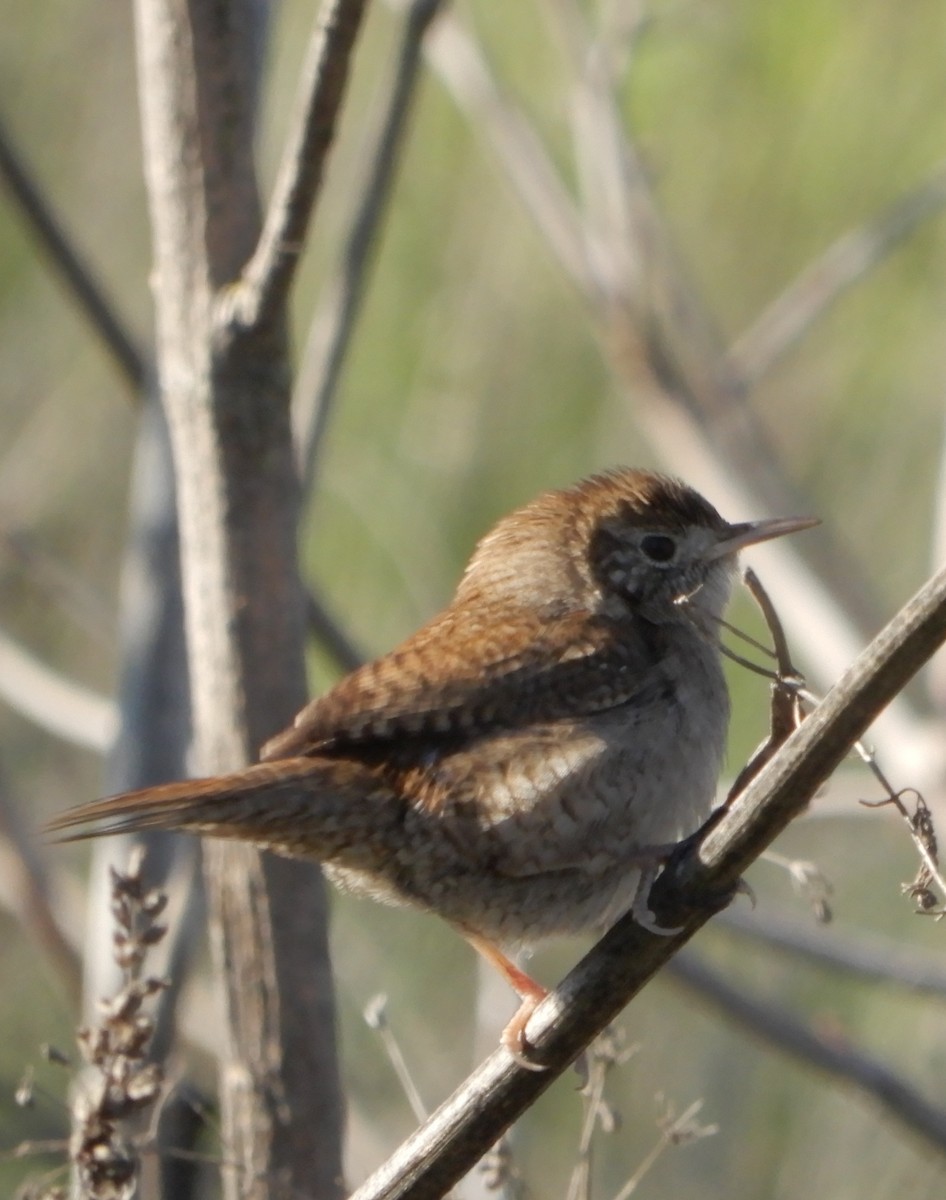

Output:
xmin=734 ymin=877 xmax=757 ymax=908
xmin=631 ymin=862 xmax=684 ymax=935
xmin=501 ymin=997 xmax=548 ymax=1071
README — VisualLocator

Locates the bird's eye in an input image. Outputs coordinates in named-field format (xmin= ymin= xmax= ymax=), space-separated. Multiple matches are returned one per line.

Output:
xmin=640 ymin=533 xmax=677 ymax=564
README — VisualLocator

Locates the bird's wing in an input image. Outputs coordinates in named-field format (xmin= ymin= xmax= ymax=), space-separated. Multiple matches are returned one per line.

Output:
xmin=261 ymin=603 xmax=661 ymax=759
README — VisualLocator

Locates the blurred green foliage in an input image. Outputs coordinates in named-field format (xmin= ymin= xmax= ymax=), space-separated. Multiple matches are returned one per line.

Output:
xmin=2 ymin=0 xmax=946 ymax=1196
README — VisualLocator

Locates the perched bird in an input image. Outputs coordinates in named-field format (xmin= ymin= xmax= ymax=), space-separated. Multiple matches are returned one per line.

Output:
xmin=49 ymin=468 xmax=816 ymax=1065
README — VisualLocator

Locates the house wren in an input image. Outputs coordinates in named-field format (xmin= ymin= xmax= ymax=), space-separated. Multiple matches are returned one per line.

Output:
xmin=49 ymin=468 xmax=816 ymax=1064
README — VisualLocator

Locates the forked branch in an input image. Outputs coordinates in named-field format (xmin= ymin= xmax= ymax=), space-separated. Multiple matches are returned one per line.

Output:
xmin=223 ymin=0 xmax=368 ymax=334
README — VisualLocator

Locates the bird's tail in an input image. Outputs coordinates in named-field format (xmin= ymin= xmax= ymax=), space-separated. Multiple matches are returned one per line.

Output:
xmin=46 ymin=757 xmax=403 ymax=868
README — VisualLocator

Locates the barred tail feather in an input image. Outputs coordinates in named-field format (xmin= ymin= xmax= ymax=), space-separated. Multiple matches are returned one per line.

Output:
xmin=46 ymin=757 xmax=403 ymax=867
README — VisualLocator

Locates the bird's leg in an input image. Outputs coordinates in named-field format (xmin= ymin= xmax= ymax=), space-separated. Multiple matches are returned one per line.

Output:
xmin=467 ymin=842 xmax=689 ymax=1067
xmin=464 ymin=931 xmax=549 ymax=1071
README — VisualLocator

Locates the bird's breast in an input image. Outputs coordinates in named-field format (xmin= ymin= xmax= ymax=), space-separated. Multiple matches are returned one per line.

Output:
xmin=328 ymin=624 xmax=731 ymax=940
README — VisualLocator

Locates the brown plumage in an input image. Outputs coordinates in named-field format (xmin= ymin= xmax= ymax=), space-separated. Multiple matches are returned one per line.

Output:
xmin=48 ymin=468 xmax=816 ymax=1065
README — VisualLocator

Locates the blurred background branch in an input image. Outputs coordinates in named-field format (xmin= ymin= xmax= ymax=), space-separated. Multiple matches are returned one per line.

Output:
xmin=669 ymin=950 xmax=946 ymax=1156
xmin=0 ymin=112 xmax=147 ymax=395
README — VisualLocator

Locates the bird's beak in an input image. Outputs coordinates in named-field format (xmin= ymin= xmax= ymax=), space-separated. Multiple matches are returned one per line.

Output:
xmin=706 ymin=514 xmax=820 ymax=560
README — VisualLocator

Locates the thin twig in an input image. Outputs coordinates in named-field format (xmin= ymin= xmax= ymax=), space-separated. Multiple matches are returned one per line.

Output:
xmin=722 ymin=569 xmax=804 ymax=802
xmin=668 ymin=950 xmax=946 ymax=1155
xmin=295 ymin=0 xmax=446 ymax=493
xmin=759 ymin=851 xmax=833 ymax=922
xmin=688 ymin=563 xmax=946 ymax=888
xmin=364 ymin=995 xmax=429 ymax=1124
xmin=223 ymin=0 xmax=368 ymax=335
xmin=565 ymin=1028 xmax=632 ymax=1200
xmin=0 ymin=112 xmax=147 ymax=395
xmin=794 ymin=678 xmax=946 ymax=913
xmin=70 ymin=849 xmax=168 ymax=1198
xmin=348 ymin=563 xmax=946 ymax=1200
xmin=713 ymin=614 xmax=778 ymax=662
xmin=728 ymin=160 xmax=946 ymax=386
xmin=859 ymin=780 xmax=946 ymax=915
xmin=611 ymin=1098 xmax=716 ymax=1200
xmin=743 ymin=568 xmax=800 ymax=679
xmin=475 ymin=1136 xmax=524 ymax=1200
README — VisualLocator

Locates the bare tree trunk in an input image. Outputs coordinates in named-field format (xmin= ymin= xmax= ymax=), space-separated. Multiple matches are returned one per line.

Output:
xmin=133 ymin=2 xmax=345 ymax=1196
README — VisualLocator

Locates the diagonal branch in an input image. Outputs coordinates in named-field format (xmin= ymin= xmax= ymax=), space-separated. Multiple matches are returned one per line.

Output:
xmin=224 ymin=0 xmax=368 ymax=335
xmin=0 ymin=112 xmax=148 ymax=395
xmin=350 ymin=562 xmax=946 ymax=1200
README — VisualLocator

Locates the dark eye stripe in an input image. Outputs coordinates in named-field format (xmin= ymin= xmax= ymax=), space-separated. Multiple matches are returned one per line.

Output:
xmin=640 ymin=534 xmax=676 ymax=563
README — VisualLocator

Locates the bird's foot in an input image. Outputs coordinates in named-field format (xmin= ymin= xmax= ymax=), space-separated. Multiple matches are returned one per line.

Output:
xmin=631 ymin=860 xmax=684 ymax=935
xmin=632 ymin=827 xmax=752 ymax=931
xmin=464 ymin=930 xmax=551 ymax=1070
xmin=500 ymin=992 xmax=549 ymax=1071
